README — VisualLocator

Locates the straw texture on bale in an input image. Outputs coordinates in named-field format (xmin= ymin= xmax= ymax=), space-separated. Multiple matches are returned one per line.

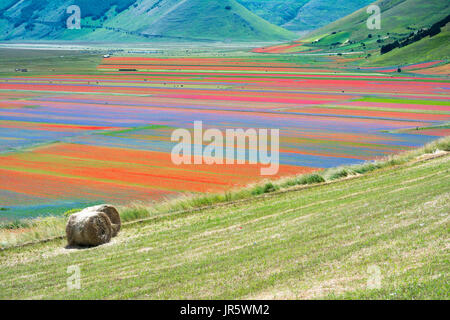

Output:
xmin=66 ymin=208 xmax=113 ymax=246
xmin=90 ymin=204 xmax=121 ymax=237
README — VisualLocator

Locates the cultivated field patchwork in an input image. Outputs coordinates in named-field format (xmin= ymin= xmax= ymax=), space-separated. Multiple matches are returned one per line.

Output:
xmin=0 ymin=55 xmax=448 ymax=219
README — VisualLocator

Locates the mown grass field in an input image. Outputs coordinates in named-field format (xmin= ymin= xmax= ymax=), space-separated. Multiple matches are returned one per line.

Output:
xmin=1 ymin=151 xmax=448 ymax=299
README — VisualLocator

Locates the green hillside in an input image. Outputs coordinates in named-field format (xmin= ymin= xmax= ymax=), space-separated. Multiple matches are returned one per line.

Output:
xmin=237 ymin=0 xmax=373 ymax=32
xmin=283 ymin=0 xmax=373 ymax=32
xmin=1 ymin=141 xmax=449 ymax=299
xmin=303 ymin=0 xmax=450 ymax=46
xmin=0 ymin=0 xmax=296 ymax=42
xmin=366 ymin=24 xmax=450 ymax=66
xmin=237 ymin=0 xmax=309 ymax=27
xmin=95 ymin=0 xmax=297 ymax=42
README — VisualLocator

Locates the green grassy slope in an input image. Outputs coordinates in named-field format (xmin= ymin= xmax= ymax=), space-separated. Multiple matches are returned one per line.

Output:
xmin=0 ymin=0 xmax=296 ymax=42
xmin=306 ymin=0 xmax=449 ymax=41
xmin=237 ymin=0 xmax=309 ymax=27
xmin=237 ymin=0 xmax=373 ymax=32
xmin=100 ymin=0 xmax=296 ymax=42
xmin=282 ymin=0 xmax=373 ymax=32
xmin=365 ymin=24 xmax=450 ymax=66
xmin=1 ymin=152 xmax=448 ymax=299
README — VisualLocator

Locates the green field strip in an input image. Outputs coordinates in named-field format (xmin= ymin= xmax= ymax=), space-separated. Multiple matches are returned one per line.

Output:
xmin=321 ymin=104 xmax=450 ymax=115
xmin=383 ymin=122 xmax=450 ymax=133
xmin=355 ymin=97 xmax=450 ymax=106
xmin=98 ymin=124 xmax=172 ymax=136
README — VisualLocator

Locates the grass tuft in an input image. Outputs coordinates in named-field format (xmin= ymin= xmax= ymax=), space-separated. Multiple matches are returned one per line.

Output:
xmin=63 ymin=208 xmax=82 ymax=218
xmin=301 ymin=173 xmax=326 ymax=184
xmin=0 ymin=219 xmax=32 ymax=230
xmin=328 ymin=168 xmax=350 ymax=181
xmin=120 ymin=204 xmax=152 ymax=222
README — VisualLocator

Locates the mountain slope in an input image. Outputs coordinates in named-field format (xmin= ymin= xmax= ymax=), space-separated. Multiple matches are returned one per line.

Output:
xmin=237 ymin=0 xmax=373 ymax=32
xmin=366 ymin=23 xmax=450 ymax=66
xmin=0 ymin=0 xmax=296 ymax=42
xmin=304 ymin=0 xmax=450 ymax=43
xmin=236 ymin=0 xmax=309 ymax=27
xmin=283 ymin=0 xmax=373 ymax=32
xmin=97 ymin=0 xmax=297 ymax=41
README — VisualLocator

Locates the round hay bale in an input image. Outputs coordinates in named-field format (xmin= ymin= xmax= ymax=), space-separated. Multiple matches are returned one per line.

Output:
xmin=90 ymin=204 xmax=121 ymax=237
xmin=66 ymin=209 xmax=112 ymax=247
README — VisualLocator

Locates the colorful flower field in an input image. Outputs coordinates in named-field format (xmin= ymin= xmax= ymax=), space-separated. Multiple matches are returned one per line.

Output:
xmin=359 ymin=60 xmax=446 ymax=73
xmin=0 ymin=55 xmax=449 ymax=219
xmin=251 ymin=42 xmax=320 ymax=54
